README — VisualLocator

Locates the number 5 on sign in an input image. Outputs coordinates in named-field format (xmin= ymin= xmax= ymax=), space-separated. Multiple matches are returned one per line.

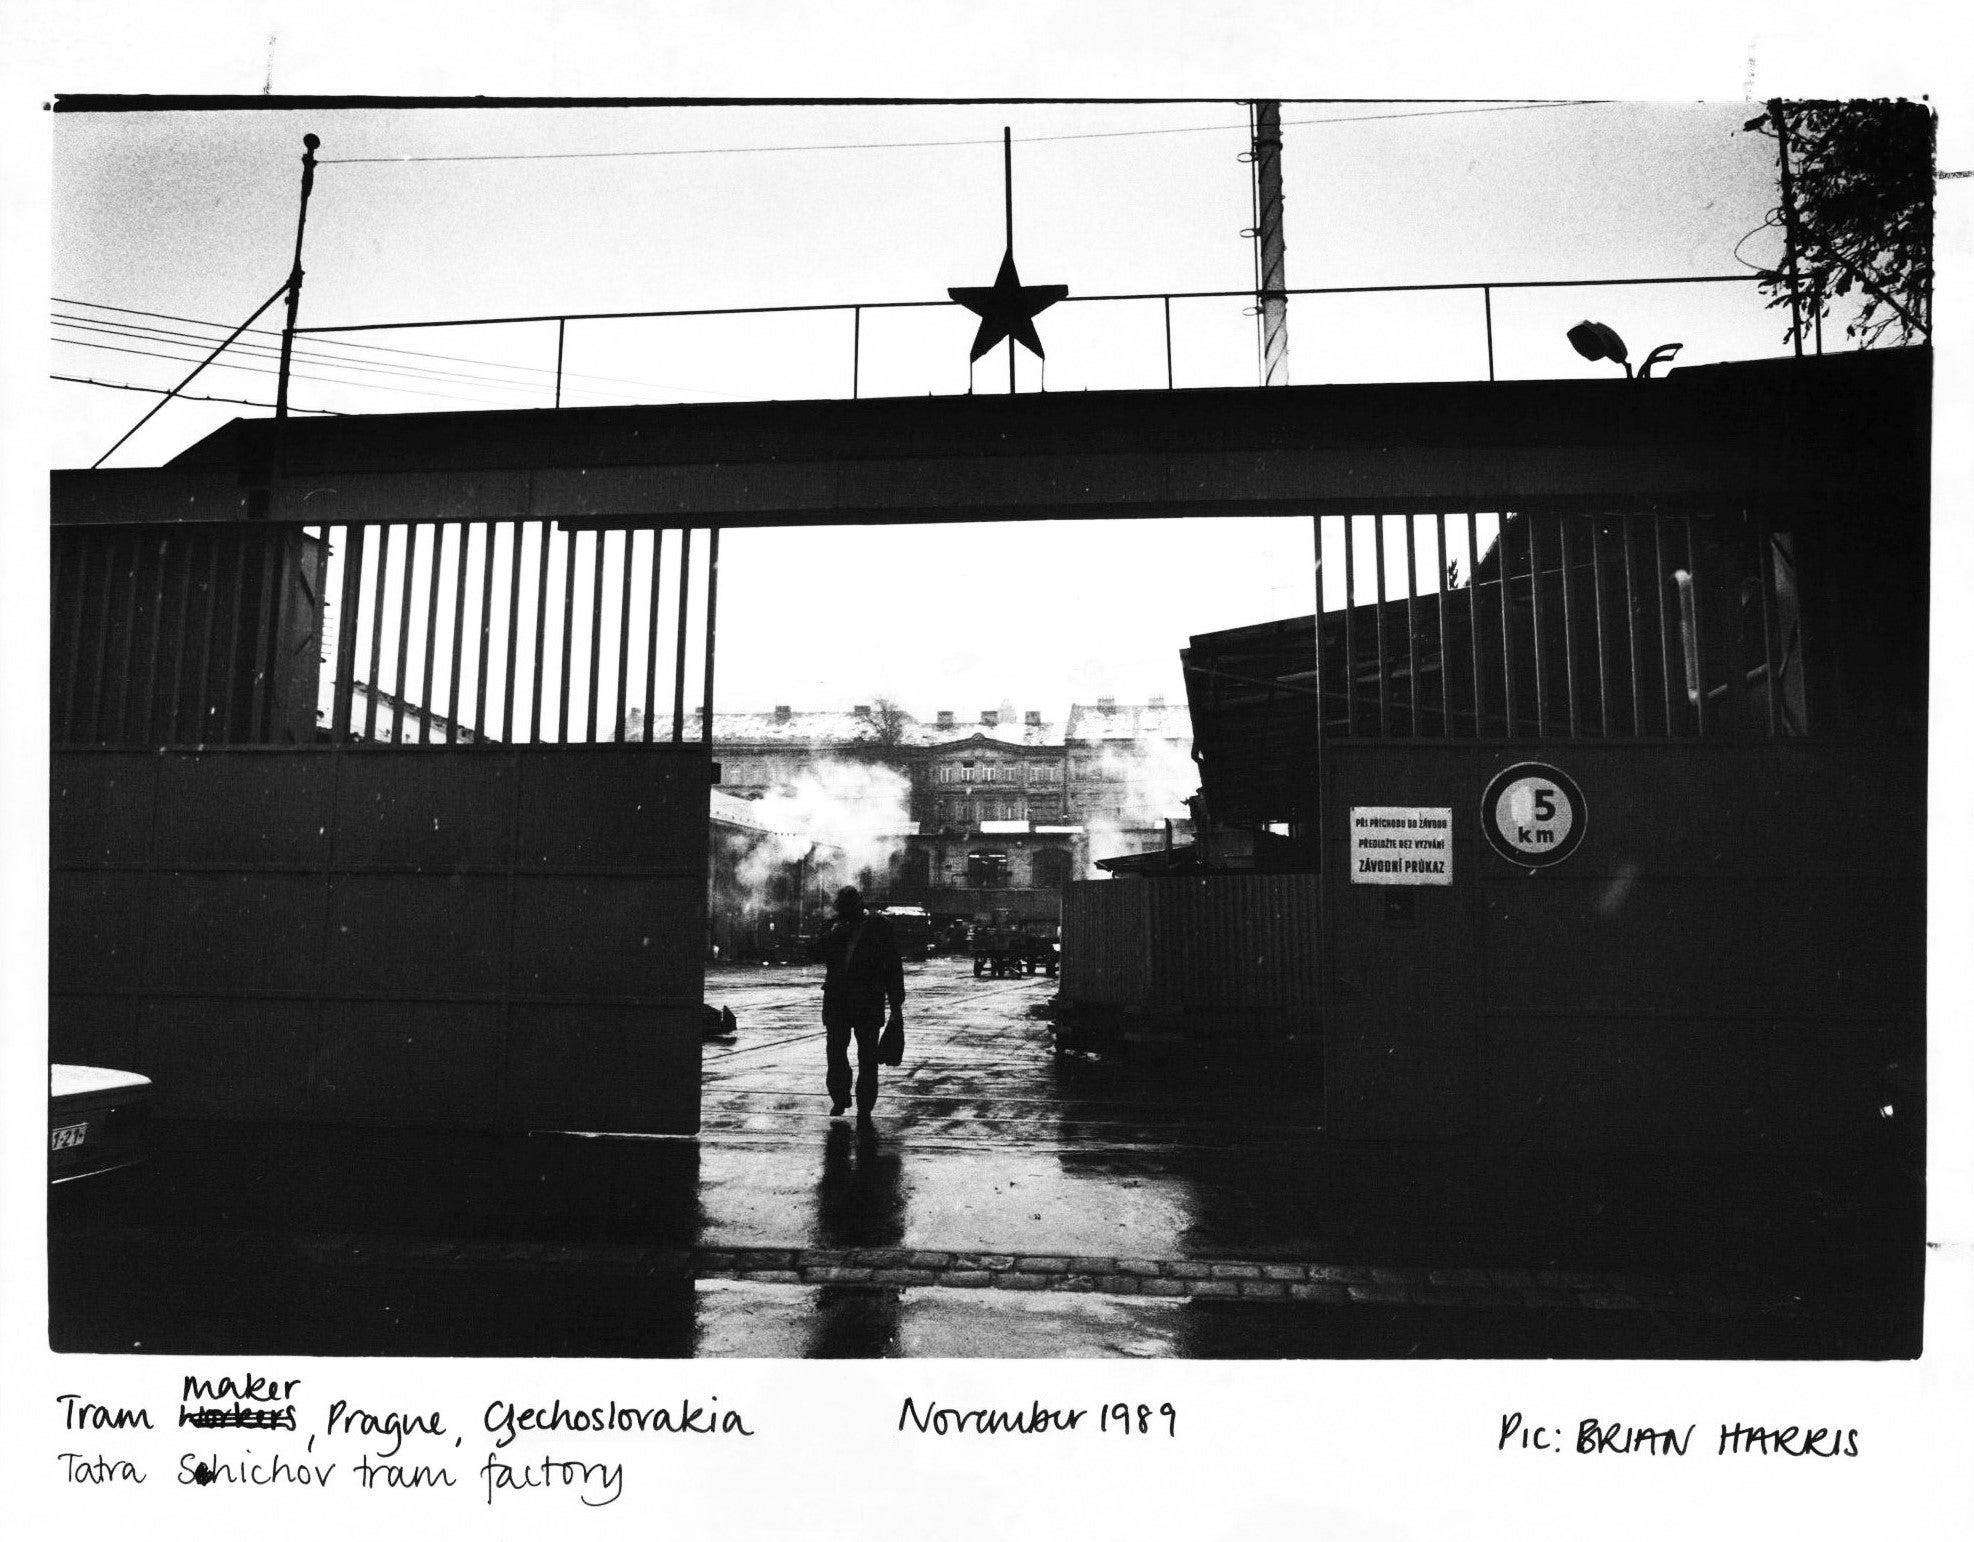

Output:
xmin=1480 ymin=763 xmax=1587 ymax=869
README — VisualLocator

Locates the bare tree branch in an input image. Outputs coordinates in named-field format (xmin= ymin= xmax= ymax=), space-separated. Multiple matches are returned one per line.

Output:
xmin=1744 ymin=99 xmax=1934 ymax=349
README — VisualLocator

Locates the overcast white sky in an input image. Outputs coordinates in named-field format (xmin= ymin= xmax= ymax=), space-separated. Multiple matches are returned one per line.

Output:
xmin=51 ymin=96 xmax=1800 ymax=434
xmin=46 ymin=97 xmax=1854 ymax=719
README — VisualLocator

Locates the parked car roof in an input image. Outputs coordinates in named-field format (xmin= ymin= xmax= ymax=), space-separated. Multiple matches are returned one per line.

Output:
xmin=51 ymin=1064 xmax=152 ymax=1098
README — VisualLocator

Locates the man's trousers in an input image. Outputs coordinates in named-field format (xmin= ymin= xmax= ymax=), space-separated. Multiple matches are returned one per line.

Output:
xmin=824 ymin=1009 xmax=883 ymax=1115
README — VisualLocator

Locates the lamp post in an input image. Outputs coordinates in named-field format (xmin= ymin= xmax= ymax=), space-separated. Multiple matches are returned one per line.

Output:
xmin=1566 ymin=320 xmax=1683 ymax=380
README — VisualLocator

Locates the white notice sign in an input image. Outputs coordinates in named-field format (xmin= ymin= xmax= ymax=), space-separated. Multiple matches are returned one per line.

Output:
xmin=1349 ymin=806 xmax=1453 ymax=885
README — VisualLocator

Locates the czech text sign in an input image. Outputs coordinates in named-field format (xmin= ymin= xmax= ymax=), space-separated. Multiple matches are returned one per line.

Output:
xmin=1480 ymin=763 xmax=1587 ymax=868
xmin=1349 ymin=806 xmax=1453 ymax=885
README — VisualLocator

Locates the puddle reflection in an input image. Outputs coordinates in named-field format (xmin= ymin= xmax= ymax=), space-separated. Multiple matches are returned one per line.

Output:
xmin=806 ymin=1123 xmax=909 ymax=1356
xmin=815 ymin=1122 xmax=908 ymax=1249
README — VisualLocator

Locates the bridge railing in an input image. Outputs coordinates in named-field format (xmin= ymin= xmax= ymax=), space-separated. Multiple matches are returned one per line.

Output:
xmin=291 ymin=273 xmax=1767 ymax=407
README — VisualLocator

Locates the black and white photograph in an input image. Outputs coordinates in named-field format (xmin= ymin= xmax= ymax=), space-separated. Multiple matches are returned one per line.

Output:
xmin=5 ymin=3 xmax=1971 ymax=1537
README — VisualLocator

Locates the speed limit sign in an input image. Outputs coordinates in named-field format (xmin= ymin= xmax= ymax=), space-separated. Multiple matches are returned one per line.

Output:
xmin=1480 ymin=762 xmax=1587 ymax=868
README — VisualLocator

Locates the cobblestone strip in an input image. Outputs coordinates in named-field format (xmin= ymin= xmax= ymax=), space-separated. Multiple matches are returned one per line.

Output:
xmin=708 ymin=1246 xmax=1726 ymax=1313
xmin=268 ymin=1233 xmax=1738 ymax=1313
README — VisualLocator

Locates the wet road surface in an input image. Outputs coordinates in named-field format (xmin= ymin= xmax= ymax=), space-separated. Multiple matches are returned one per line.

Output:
xmin=47 ymin=957 xmax=1921 ymax=1358
xmin=696 ymin=957 xmax=1323 ymax=1260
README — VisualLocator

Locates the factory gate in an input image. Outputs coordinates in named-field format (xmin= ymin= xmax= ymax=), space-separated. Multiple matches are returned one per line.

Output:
xmin=51 ymin=516 xmax=722 ymax=1135
xmin=1202 ymin=506 xmax=1924 ymax=1151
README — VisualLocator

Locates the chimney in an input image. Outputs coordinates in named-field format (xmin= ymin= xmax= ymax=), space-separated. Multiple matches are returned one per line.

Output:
xmin=937 ymin=710 xmax=954 ymax=731
xmin=1148 ymin=694 xmax=1165 ymax=709
xmin=1097 ymin=696 xmax=1116 ymax=712
xmin=853 ymin=704 xmax=870 ymax=718
xmin=981 ymin=710 xmax=998 ymax=727
xmin=774 ymin=704 xmax=792 ymax=723
xmin=1024 ymin=710 xmax=1041 ymax=727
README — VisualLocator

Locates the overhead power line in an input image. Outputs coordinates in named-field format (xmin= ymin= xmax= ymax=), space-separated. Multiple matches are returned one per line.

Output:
xmin=52 ymin=335 xmax=533 ymax=409
xmin=319 ymin=100 xmax=1598 ymax=165
xmin=54 ymin=318 xmax=715 ymax=409
xmin=55 ymin=297 xmax=736 ymax=400
xmin=86 ymin=277 xmax=295 ymax=469
xmin=55 ymin=313 xmax=570 ymax=398
xmin=53 ymin=373 xmax=342 ymax=413
xmin=55 ymin=321 xmax=740 ymax=412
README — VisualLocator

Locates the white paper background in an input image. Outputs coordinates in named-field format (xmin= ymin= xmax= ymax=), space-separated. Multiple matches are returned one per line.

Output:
xmin=3 ymin=4 xmax=1969 ymax=1537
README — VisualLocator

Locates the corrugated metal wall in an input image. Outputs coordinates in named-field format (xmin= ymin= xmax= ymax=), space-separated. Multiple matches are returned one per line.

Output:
xmin=50 ymin=744 xmax=709 ymax=1135
xmin=1062 ymin=880 xmax=1148 ymax=1005
xmin=1062 ymin=874 xmax=1321 ymax=1020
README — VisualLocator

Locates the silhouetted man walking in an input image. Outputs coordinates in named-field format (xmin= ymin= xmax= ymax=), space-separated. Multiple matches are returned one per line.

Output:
xmin=811 ymin=886 xmax=905 ymax=1129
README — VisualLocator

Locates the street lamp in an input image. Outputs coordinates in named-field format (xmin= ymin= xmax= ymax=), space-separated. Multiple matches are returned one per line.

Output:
xmin=1567 ymin=320 xmax=1682 ymax=380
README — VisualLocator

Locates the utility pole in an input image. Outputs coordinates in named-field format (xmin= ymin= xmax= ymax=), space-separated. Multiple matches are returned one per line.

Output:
xmin=1005 ymin=127 xmax=1017 ymax=394
xmin=1252 ymin=102 xmax=1290 ymax=386
xmin=275 ymin=133 xmax=321 ymax=420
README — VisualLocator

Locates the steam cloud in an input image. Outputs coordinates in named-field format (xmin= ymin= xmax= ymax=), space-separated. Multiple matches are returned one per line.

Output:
xmin=732 ymin=759 xmax=916 ymax=906
xmin=1081 ymin=734 xmax=1199 ymax=874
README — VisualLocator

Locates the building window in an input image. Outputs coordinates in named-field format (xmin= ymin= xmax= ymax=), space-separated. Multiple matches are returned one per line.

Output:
xmin=967 ymin=851 xmax=1010 ymax=888
xmin=1033 ymin=847 xmax=1072 ymax=889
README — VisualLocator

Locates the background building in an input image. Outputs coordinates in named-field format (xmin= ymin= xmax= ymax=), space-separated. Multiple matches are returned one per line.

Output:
xmin=682 ymin=702 xmax=930 ymax=796
xmin=905 ymin=707 xmax=1074 ymax=925
xmin=649 ymin=697 xmax=1202 ymax=932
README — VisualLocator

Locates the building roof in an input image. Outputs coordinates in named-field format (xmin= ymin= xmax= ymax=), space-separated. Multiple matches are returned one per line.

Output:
xmin=924 ymin=721 xmax=1063 ymax=750
xmin=623 ymin=706 xmax=936 ymax=747
xmin=709 ymin=789 xmax=807 ymax=837
xmin=320 ymin=678 xmax=487 ymax=743
xmin=1063 ymin=701 xmax=1192 ymax=743
xmin=625 ymin=705 xmax=1070 ymax=750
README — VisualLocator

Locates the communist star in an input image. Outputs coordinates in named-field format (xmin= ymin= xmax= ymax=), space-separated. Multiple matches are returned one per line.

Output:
xmin=947 ymin=250 xmax=1070 ymax=362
